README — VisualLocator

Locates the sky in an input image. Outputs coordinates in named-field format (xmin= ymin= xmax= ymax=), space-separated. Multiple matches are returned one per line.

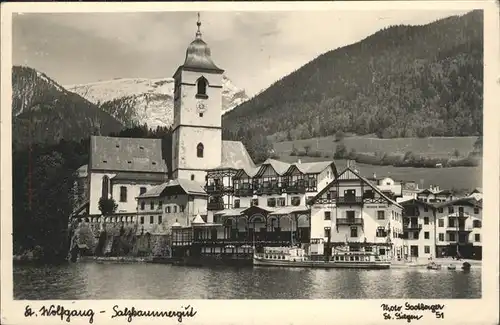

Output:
xmin=12 ymin=10 xmax=469 ymax=96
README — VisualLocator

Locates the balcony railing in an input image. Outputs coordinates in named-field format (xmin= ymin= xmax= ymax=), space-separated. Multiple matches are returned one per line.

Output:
xmin=336 ymin=218 xmax=363 ymax=226
xmin=403 ymin=224 xmax=422 ymax=231
xmin=188 ymin=231 xmax=310 ymax=245
xmin=234 ymin=188 xmax=253 ymax=197
xmin=446 ymin=226 xmax=473 ymax=232
xmin=207 ymin=202 xmax=225 ymax=211
xmin=284 ymin=184 xmax=306 ymax=194
xmin=336 ymin=196 xmax=363 ymax=205
xmin=256 ymin=186 xmax=281 ymax=195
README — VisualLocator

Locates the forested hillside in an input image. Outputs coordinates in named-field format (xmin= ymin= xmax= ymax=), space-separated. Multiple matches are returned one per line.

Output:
xmin=222 ymin=10 xmax=483 ymax=142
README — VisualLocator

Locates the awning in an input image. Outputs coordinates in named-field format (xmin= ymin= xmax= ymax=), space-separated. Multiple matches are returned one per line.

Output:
xmin=269 ymin=206 xmax=310 ymax=216
xmin=214 ymin=208 xmax=247 ymax=217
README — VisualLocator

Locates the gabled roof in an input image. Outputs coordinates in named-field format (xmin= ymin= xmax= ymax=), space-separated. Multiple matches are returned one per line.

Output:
xmin=435 ymin=197 xmax=482 ymax=209
xmin=137 ymin=178 xmax=206 ymax=198
xmin=435 ymin=190 xmax=453 ymax=196
xmin=399 ymin=198 xmax=436 ymax=210
xmin=213 ymin=140 xmax=256 ymax=175
xmin=90 ymin=136 xmax=167 ymax=173
xmin=254 ymin=158 xmax=291 ymax=177
xmin=284 ymin=161 xmax=338 ymax=177
xmin=470 ymin=187 xmax=482 ymax=194
xmin=417 ymin=189 xmax=435 ymax=195
xmin=191 ymin=214 xmax=206 ymax=224
xmin=308 ymin=166 xmax=403 ymax=209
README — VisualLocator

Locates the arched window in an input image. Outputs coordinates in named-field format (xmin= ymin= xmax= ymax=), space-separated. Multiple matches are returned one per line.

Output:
xmin=191 ymin=174 xmax=195 ymax=181
xmin=101 ymin=175 xmax=109 ymax=199
xmin=196 ymin=77 xmax=208 ymax=98
xmin=197 ymin=143 xmax=204 ymax=158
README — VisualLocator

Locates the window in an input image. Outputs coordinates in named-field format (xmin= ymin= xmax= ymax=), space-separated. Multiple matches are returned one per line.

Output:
xmin=474 ymin=207 xmax=479 ymax=214
xmin=438 ymin=219 xmax=444 ymax=227
xmin=474 ymin=234 xmax=480 ymax=242
xmin=424 ymin=231 xmax=429 ymax=239
xmin=180 ymin=205 xmax=185 ymax=212
xmin=346 ymin=210 xmax=355 ymax=219
xmin=140 ymin=187 xmax=147 ymax=195
xmin=291 ymin=197 xmax=301 ymax=206
xmin=140 ymin=202 xmax=145 ymax=210
xmin=377 ymin=211 xmax=385 ymax=220
xmin=448 ymin=206 xmax=454 ymax=213
xmin=438 ymin=207 xmax=443 ymax=213
xmin=140 ymin=216 xmax=144 ymax=224
xmin=150 ymin=216 xmax=154 ymax=224
xmin=158 ymin=201 xmax=163 ymax=209
xmin=424 ymin=217 xmax=429 ymax=225
xmin=324 ymin=227 xmax=331 ymax=239
xmin=150 ymin=201 xmax=154 ymax=210
xmin=424 ymin=246 xmax=430 ymax=254
xmin=119 ymin=186 xmax=127 ymax=202
xmin=376 ymin=227 xmax=386 ymax=237
xmin=438 ymin=233 xmax=444 ymax=241
xmin=199 ymin=113 xmax=203 ymax=117
xmin=267 ymin=198 xmax=276 ymax=207
xmin=251 ymin=199 xmax=259 ymax=206
xmin=324 ymin=211 xmax=331 ymax=220
xmin=174 ymin=206 xmax=178 ymax=213
xmin=234 ymin=199 xmax=240 ymax=208
xmin=350 ymin=227 xmax=358 ymax=238
xmin=197 ymin=143 xmax=204 ymax=158
xmin=424 ymin=206 xmax=428 ymax=212
xmin=166 ymin=206 xmax=171 ymax=213
xmin=448 ymin=233 xmax=456 ymax=242
xmin=191 ymin=174 xmax=195 ymax=181
xmin=196 ymin=76 xmax=208 ymax=97
xmin=158 ymin=216 xmax=162 ymax=224
xmin=101 ymin=175 xmax=110 ymax=199
xmin=277 ymin=198 xmax=286 ymax=207
xmin=473 ymin=220 xmax=481 ymax=228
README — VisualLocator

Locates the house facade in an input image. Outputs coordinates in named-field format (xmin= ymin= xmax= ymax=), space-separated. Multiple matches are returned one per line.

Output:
xmin=434 ymin=197 xmax=482 ymax=259
xmin=308 ymin=166 xmax=404 ymax=260
xmin=400 ymin=199 xmax=436 ymax=259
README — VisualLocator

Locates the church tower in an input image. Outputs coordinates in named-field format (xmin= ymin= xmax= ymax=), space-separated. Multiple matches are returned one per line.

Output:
xmin=171 ymin=13 xmax=224 ymax=182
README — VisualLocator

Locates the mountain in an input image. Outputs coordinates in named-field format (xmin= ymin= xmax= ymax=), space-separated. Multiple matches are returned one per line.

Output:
xmin=222 ymin=10 xmax=483 ymax=142
xmin=12 ymin=66 xmax=124 ymax=149
xmin=67 ymin=75 xmax=249 ymax=129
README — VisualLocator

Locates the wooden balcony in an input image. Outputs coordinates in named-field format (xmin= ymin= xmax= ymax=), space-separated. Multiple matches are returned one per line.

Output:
xmin=205 ymin=185 xmax=233 ymax=194
xmin=403 ymin=223 xmax=422 ymax=231
xmin=256 ymin=186 xmax=281 ymax=195
xmin=284 ymin=184 xmax=306 ymax=194
xmin=234 ymin=188 xmax=253 ymax=197
xmin=446 ymin=226 xmax=473 ymax=233
xmin=187 ymin=231 xmax=310 ymax=246
xmin=336 ymin=218 xmax=363 ymax=226
xmin=207 ymin=202 xmax=225 ymax=211
xmin=336 ymin=196 xmax=363 ymax=205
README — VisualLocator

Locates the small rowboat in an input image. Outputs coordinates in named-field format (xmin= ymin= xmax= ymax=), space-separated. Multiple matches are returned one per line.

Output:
xmin=447 ymin=264 xmax=457 ymax=270
xmin=426 ymin=262 xmax=442 ymax=270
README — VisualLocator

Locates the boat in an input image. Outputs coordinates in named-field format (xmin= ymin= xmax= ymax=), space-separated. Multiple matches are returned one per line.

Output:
xmin=461 ymin=262 xmax=471 ymax=271
xmin=253 ymin=246 xmax=391 ymax=269
xmin=426 ymin=262 xmax=442 ymax=270
xmin=447 ymin=264 xmax=457 ymax=270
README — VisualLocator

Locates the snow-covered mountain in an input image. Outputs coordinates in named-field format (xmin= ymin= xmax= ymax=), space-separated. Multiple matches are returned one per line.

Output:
xmin=12 ymin=66 xmax=123 ymax=149
xmin=66 ymin=75 xmax=249 ymax=129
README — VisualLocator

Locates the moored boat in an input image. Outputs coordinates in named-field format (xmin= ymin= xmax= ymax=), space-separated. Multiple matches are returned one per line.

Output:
xmin=253 ymin=246 xmax=391 ymax=269
xmin=426 ymin=262 xmax=442 ymax=270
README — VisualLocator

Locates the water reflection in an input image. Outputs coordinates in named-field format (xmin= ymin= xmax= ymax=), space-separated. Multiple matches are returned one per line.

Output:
xmin=13 ymin=263 xmax=481 ymax=300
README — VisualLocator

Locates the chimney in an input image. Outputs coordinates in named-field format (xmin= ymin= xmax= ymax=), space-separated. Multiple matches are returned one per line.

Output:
xmin=297 ymin=159 xmax=301 ymax=164
xmin=373 ymin=173 xmax=377 ymax=179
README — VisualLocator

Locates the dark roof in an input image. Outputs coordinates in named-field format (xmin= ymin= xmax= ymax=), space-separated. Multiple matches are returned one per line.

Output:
xmin=284 ymin=161 xmax=338 ymax=177
xmin=90 ymin=136 xmax=167 ymax=173
xmin=138 ymin=178 xmax=206 ymax=198
xmin=111 ymin=172 xmax=168 ymax=183
xmin=435 ymin=197 xmax=482 ymax=209
xmin=399 ymin=198 xmax=436 ymax=210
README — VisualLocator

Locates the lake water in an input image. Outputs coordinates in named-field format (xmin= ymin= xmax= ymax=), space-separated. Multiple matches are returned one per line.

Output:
xmin=13 ymin=262 xmax=481 ymax=299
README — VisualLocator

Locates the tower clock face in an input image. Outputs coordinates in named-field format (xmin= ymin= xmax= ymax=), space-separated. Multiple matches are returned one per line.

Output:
xmin=196 ymin=101 xmax=206 ymax=112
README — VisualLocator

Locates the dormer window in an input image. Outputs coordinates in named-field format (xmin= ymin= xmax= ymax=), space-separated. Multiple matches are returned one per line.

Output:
xmin=196 ymin=76 xmax=208 ymax=99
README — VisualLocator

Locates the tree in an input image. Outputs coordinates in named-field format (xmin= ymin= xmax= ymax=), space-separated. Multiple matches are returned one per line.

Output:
xmin=98 ymin=197 xmax=118 ymax=216
xmin=334 ymin=130 xmax=345 ymax=142
xmin=334 ymin=144 xmax=348 ymax=159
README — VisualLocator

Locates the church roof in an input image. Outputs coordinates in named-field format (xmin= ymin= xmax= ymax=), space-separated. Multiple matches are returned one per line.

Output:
xmin=89 ymin=136 xmax=168 ymax=173
xmin=215 ymin=140 xmax=256 ymax=174
xmin=111 ymin=172 xmax=167 ymax=183
xmin=181 ymin=14 xmax=223 ymax=73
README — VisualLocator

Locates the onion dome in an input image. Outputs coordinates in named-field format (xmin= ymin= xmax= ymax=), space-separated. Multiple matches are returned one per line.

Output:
xmin=183 ymin=13 xmax=223 ymax=73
